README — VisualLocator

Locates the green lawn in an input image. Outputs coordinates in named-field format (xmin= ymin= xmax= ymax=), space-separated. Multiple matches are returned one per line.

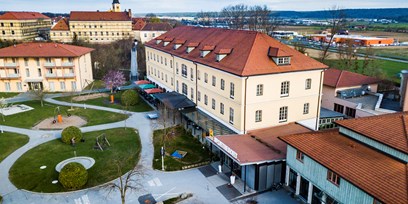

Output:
xmin=0 ymin=92 xmax=19 ymax=99
xmin=83 ymin=80 xmax=106 ymax=90
xmin=56 ymin=92 xmax=153 ymax=112
xmin=359 ymin=48 xmax=408 ymax=60
xmin=9 ymin=128 xmax=141 ymax=193
xmin=0 ymin=100 xmax=128 ymax=129
xmin=153 ymin=126 xmax=210 ymax=171
xmin=0 ymin=132 xmax=29 ymax=162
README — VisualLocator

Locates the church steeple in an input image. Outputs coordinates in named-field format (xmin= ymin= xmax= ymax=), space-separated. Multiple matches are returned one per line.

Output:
xmin=112 ymin=0 xmax=121 ymax=12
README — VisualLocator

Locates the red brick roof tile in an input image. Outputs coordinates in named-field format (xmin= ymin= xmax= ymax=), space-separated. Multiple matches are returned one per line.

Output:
xmin=70 ymin=11 xmax=131 ymax=21
xmin=0 ymin=12 xmax=50 ymax=20
xmin=324 ymin=68 xmax=381 ymax=88
xmin=132 ymin=18 xmax=146 ymax=30
xmin=0 ymin=43 xmax=94 ymax=57
xmin=280 ymin=130 xmax=407 ymax=204
xmin=141 ymin=22 xmax=172 ymax=31
xmin=268 ymin=47 xmax=292 ymax=57
xmin=336 ymin=112 xmax=408 ymax=154
xmin=51 ymin=18 xmax=69 ymax=31
xmin=145 ymin=26 xmax=328 ymax=76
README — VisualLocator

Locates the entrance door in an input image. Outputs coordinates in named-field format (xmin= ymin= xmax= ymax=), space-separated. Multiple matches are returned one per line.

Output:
xmin=299 ymin=177 xmax=309 ymax=201
xmin=29 ymin=82 xmax=43 ymax=90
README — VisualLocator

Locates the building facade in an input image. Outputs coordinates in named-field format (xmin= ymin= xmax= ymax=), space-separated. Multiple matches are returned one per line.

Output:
xmin=138 ymin=22 xmax=172 ymax=43
xmin=0 ymin=12 xmax=51 ymax=41
xmin=145 ymin=26 xmax=328 ymax=133
xmin=280 ymin=113 xmax=408 ymax=204
xmin=0 ymin=43 xmax=94 ymax=92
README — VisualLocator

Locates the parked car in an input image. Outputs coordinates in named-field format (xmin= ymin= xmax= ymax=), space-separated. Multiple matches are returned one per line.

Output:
xmin=146 ymin=113 xmax=159 ymax=119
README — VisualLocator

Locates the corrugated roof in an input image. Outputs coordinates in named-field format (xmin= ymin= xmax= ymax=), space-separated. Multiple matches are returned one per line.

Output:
xmin=141 ymin=22 xmax=173 ymax=31
xmin=145 ymin=26 xmax=328 ymax=77
xmin=51 ymin=18 xmax=69 ymax=31
xmin=70 ymin=11 xmax=131 ymax=21
xmin=0 ymin=12 xmax=50 ymax=20
xmin=324 ymin=68 xmax=381 ymax=88
xmin=0 ymin=43 xmax=94 ymax=57
xmin=280 ymin=130 xmax=407 ymax=204
xmin=336 ymin=112 xmax=408 ymax=154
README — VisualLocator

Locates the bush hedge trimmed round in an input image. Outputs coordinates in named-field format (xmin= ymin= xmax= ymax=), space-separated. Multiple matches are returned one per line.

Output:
xmin=58 ymin=162 xmax=88 ymax=190
xmin=61 ymin=126 xmax=82 ymax=144
xmin=121 ymin=89 xmax=139 ymax=107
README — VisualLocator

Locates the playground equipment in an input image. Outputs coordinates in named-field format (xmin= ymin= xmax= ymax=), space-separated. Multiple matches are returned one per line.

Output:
xmin=52 ymin=106 xmax=72 ymax=124
xmin=94 ymin=133 xmax=111 ymax=151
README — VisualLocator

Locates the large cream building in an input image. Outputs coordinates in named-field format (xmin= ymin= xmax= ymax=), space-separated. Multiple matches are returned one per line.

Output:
xmin=50 ymin=0 xmax=132 ymax=43
xmin=0 ymin=12 xmax=51 ymax=41
xmin=145 ymin=26 xmax=328 ymax=133
xmin=0 ymin=43 xmax=94 ymax=92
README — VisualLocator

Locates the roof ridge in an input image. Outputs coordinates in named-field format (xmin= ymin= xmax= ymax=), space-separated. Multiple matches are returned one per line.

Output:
xmin=57 ymin=44 xmax=82 ymax=57
xmin=241 ymin=32 xmax=262 ymax=75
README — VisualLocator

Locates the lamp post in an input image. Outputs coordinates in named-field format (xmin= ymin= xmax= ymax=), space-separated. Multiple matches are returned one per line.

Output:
xmin=161 ymin=146 xmax=165 ymax=171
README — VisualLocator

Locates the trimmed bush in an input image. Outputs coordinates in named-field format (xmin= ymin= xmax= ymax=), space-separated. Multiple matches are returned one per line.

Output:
xmin=61 ymin=126 xmax=82 ymax=144
xmin=58 ymin=162 xmax=88 ymax=190
xmin=0 ymin=195 xmax=2 ymax=204
xmin=121 ymin=89 xmax=139 ymax=107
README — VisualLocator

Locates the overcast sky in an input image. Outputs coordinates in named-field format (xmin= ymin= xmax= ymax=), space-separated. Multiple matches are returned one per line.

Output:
xmin=0 ymin=0 xmax=407 ymax=13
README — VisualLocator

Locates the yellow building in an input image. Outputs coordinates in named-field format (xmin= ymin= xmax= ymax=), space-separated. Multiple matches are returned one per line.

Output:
xmin=0 ymin=12 xmax=52 ymax=41
xmin=145 ymin=26 xmax=328 ymax=133
xmin=0 ymin=42 xmax=94 ymax=92
xmin=50 ymin=0 xmax=133 ymax=44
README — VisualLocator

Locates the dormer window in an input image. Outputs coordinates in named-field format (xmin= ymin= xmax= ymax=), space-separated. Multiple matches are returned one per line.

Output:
xmin=215 ymin=49 xmax=232 ymax=62
xmin=173 ymin=39 xmax=186 ymax=50
xmin=268 ymin=47 xmax=292 ymax=66
xmin=163 ymin=42 xmax=170 ymax=46
xmin=174 ymin=44 xmax=181 ymax=50
xmin=186 ymin=42 xmax=199 ymax=54
xmin=156 ymin=40 xmax=162 ymax=44
xmin=162 ymin=37 xmax=174 ymax=47
xmin=186 ymin=47 xmax=195 ymax=53
xmin=200 ymin=45 xmax=215 ymax=58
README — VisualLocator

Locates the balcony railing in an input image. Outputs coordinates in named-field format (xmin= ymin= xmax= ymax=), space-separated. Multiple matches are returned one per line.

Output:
xmin=63 ymin=73 xmax=75 ymax=78
xmin=45 ymin=73 xmax=57 ymax=78
xmin=0 ymin=73 xmax=21 ymax=79
xmin=62 ymin=62 xmax=74 ymax=67
xmin=45 ymin=73 xmax=75 ymax=78
xmin=44 ymin=62 xmax=56 ymax=67
xmin=4 ymin=63 xmax=18 ymax=68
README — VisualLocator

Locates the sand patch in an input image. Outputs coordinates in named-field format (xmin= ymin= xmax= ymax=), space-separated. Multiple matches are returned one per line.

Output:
xmin=72 ymin=93 xmax=108 ymax=102
xmin=32 ymin=115 xmax=87 ymax=130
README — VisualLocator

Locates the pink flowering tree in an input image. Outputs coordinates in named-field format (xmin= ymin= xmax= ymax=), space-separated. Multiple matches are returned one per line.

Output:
xmin=103 ymin=70 xmax=126 ymax=94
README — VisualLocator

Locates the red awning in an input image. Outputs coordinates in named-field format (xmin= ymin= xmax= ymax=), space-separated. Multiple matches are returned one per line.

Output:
xmin=145 ymin=88 xmax=164 ymax=94
xmin=135 ymin=80 xmax=150 ymax=85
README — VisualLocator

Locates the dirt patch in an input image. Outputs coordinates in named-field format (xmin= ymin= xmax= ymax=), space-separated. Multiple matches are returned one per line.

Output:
xmin=32 ymin=115 xmax=87 ymax=130
xmin=72 ymin=93 xmax=108 ymax=102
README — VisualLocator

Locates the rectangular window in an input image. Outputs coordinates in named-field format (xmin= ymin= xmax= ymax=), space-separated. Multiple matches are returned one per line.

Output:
xmin=49 ymin=82 xmax=55 ymax=91
xmin=230 ymin=83 xmax=235 ymax=99
xmin=220 ymin=103 xmax=224 ymax=115
xmin=176 ymin=62 xmax=179 ymax=74
xmin=229 ymin=108 xmax=234 ymax=124
xmin=36 ymin=58 xmax=40 ymax=66
xmin=171 ymin=77 xmax=174 ymax=86
xmin=197 ymin=70 xmax=200 ymax=80
xmin=181 ymin=64 xmax=187 ymax=78
xmin=60 ymin=82 xmax=66 ymax=90
xmin=191 ymin=88 xmax=194 ymax=100
xmin=204 ymin=95 xmax=208 ymax=105
xmin=161 ymin=56 xmax=163 ymax=64
xmin=170 ymin=60 xmax=173 ymax=68
xmin=279 ymin=106 xmax=288 ymax=122
xmin=24 ymin=58 xmax=29 ymax=66
xmin=197 ymin=91 xmax=201 ymax=101
xmin=5 ymin=82 xmax=11 ymax=91
xmin=26 ymin=68 xmax=30 ymax=77
xmin=278 ymin=57 xmax=290 ymax=65
xmin=165 ymin=58 xmax=167 ymax=66
xmin=38 ymin=68 xmax=42 ymax=77
xmin=221 ymin=79 xmax=225 ymax=90
xmin=190 ymin=68 xmax=194 ymax=81
xmin=16 ymin=82 xmax=22 ymax=91
xmin=212 ymin=76 xmax=216 ymax=86
xmin=334 ymin=103 xmax=344 ymax=114
xmin=281 ymin=81 xmax=289 ymax=97
xmin=345 ymin=107 xmax=356 ymax=118
xmin=296 ymin=150 xmax=304 ymax=162
xmin=327 ymin=170 xmax=341 ymax=186
xmin=204 ymin=73 xmax=208 ymax=83
xmin=212 ymin=99 xmax=216 ymax=110
xmin=256 ymin=84 xmax=263 ymax=96
xmin=71 ymin=82 xmax=77 ymax=91
xmin=176 ymin=80 xmax=179 ymax=92
xmin=305 ymin=78 xmax=312 ymax=90
xmin=303 ymin=103 xmax=310 ymax=114
xmin=255 ymin=110 xmax=262 ymax=122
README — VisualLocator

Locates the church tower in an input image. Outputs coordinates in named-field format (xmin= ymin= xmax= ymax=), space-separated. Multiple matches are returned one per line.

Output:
xmin=112 ymin=0 xmax=121 ymax=12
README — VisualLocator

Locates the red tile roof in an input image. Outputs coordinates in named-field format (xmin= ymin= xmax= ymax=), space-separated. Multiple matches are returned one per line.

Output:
xmin=210 ymin=123 xmax=311 ymax=165
xmin=268 ymin=47 xmax=292 ymax=57
xmin=70 ymin=11 xmax=131 ymax=21
xmin=324 ymin=68 xmax=381 ymax=88
xmin=141 ymin=22 xmax=172 ymax=31
xmin=145 ymin=26 xmax=328 ymax=76
xmin=336 ymin=112 xmax=408 ymax=154
xmin=280 ymin=130 xmax=407 ymax=204
xmin=132 ymin=18 xmax=146 ymax=30
xmin=51 ymin=18 xmax=69 ymax=31
xmin=0 ymin=12 xmax=50 ymax=20
xmin=0 ymin=43 xmax=94 ymax=57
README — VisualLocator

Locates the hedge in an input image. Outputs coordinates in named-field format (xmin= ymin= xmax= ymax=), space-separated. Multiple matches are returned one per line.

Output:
xmin=58 ymin=162 xmax=88 ymax=190
xmin=121 ymin=90 xmax=139 ymax=107
xmin=61 ymin=126 xmax=82 ymax=144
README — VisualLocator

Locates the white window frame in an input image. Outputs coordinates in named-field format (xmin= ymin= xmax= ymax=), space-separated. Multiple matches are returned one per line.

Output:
xmin=220 ymin=103 xmax=224 ymax=115
xmin=279 ymin=106 xmax=288 ymax=122
xmin=221 ymin=79 xmax=225 ymax=90
xmin=256 ymin=84 xmax=263 ymax=96
xmin=280 ymin=81 xmax=290 ymax=97
xmin=303 ymin=103 xmax=310 ymax=114
xmin=230 ymin=82 xmax=235 ymax=99
xmin=255 ymin=110 xmax=262 ymax=122
xmin=305 ymin=78 xmax=312 ymax=90
xmin=229 ymin=108 xmax=234 ymax=124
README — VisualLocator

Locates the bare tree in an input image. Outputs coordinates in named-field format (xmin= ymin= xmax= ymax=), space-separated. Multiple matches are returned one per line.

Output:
xmin=197 ymin=11 xmax=216 ymax=26
xmin=221 ymin=4 xmax=248 ymax=30
xmin=104 ymin=159 xmax=145 ymax=204
xmin=31 ymin=89 xmax=47 ymax=107
xmin=0 ymin=97 xmax=8 ymax=122
xmin=320 ymin=6 xmax=347 ymax=62
xmin=248 ymin=5 xmax=273 ymax=33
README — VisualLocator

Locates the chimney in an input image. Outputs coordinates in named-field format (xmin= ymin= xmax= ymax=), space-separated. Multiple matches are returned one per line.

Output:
xmin=128 ymin=9 xmax=132 ymax=18
xmin=400 ymin=70 xmax=408 ymax=111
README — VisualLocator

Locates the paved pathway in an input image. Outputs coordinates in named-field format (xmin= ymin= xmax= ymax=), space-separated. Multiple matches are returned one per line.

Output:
xmin=0 ymin=96 xmax=231 ymax=204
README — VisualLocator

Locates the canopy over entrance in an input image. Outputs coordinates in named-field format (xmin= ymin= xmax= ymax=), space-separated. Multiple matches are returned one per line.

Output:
xmin=135 ymin=80 xmax=150 ymax=85
xmin=153 ymin=91 xmax=196 ymax=109
xmin=138 ymin=84 xmax=156 ymax=90
xmin=182 ymin=109 xmax=236 ymax=136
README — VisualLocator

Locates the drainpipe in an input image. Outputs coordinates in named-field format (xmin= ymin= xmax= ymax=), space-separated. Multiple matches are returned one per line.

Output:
xmin=194 ymin=62 xmax=198 ymax=105
xmin=78 ymin=56 xmax=83 ymax=91
xmin=243 ymin=77 xmax=249 ymax=133
xmin=315 ymin=70 xmax=324 ymax=130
